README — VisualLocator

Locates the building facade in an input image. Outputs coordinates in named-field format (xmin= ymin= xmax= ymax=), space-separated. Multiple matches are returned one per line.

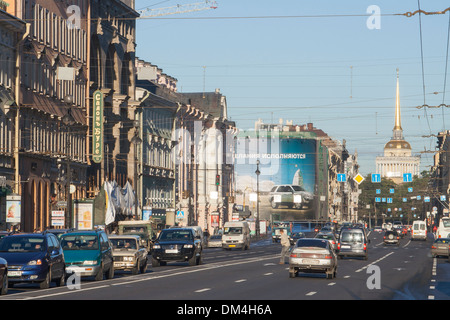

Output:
xmin=376 ymin=70 xmax=421 ymax=184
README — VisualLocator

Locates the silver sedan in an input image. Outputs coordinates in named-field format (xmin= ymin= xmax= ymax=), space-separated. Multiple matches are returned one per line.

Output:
xmin=431 ymin=238 xmax=450 ymax=258
xmin=289 ymin=238 xmax=337 ymax=279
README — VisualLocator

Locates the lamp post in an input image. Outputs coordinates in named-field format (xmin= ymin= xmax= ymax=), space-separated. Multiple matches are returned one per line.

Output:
xmin=255 ymin=160 xmax=261 ymax=237
xmin=61 ymin=95 xmax=75 ymax=228
xmin=131 ymin=120 xmax=142 ymax=219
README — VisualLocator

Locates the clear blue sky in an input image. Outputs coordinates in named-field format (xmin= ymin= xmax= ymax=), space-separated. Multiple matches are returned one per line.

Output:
xmin=135 ymin=0 xmax=450 ymax=175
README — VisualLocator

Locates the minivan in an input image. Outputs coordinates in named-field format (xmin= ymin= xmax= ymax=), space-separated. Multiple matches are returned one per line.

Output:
xmin=411 ymin=220 xmax=427 ymax=241
xmin=222 ymin=221 xmax=250 ymax=250
xmin=337 ymin=228 xmax=369 ymax=260
xmin=60 ymin=229 xmax=114 ymax=281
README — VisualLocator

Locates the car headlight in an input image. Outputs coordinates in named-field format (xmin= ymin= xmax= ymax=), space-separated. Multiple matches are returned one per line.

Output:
xmin=184 ymin=244 xmax=193 ymax=248
xmin=123 ymin=256 xmax=134 ymax=262
xmin=153 ymin=244 xmax=161 ymax=249
xmin=28 ymin=259 xmax=42 ymax=266
xmin=83 ymin=260 xmax=98 ymax=265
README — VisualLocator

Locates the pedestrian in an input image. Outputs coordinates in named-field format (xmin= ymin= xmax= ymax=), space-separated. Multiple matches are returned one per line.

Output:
xmin=279 ymin=229 xmax=290 ymax=265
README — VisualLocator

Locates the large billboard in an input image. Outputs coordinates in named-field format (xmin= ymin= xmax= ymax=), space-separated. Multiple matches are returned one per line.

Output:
xmin=235 ymin=131 xmax=318 ymax=222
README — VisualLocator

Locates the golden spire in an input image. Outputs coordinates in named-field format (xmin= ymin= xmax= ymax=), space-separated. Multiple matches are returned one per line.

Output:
xmin=394 ymin=68 xmax=402 ymax=131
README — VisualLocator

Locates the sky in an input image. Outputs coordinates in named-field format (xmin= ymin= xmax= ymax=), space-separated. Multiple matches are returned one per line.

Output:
xmin=134 ymin=0 xmax=450 ymax=175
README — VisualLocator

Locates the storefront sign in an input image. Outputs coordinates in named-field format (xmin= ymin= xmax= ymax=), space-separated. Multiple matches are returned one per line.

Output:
xmin=92 ymin=90 xmax=104 ymax=163
xmin=51 ymin=210 xmax=65 ymax=227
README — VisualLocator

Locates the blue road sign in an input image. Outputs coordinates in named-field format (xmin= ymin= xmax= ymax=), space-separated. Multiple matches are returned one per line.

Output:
xmin=424 ymin=197 xmax=430 ymax=203
xmin=387 ymin=198 xmax=393 ymax=204
xmin=371 ymin=174 xmax=381 ymax=183
xmin=376 ymin=189 xmax=381 ymax=194
xmin=403 ymin=173 xmax=412 ymax=183
xmin=408 ymin=187 xmax=413 ymax=193
xmin=375 ymin=197 xmax=381 ymax=203
xmin=337 ymin=174 xmax=346 ymax=182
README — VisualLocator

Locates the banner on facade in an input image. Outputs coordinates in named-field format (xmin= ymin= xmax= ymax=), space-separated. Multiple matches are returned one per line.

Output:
xmin=92 ymin=90 xmax=104 ymax=163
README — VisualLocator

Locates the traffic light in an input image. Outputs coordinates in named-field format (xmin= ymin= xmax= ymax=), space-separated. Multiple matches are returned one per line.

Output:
xmin=215 ymin=174 xmax=220 ymax=186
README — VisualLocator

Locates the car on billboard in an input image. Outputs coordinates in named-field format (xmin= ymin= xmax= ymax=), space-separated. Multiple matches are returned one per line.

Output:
xmin=269 ymin=185 xmax=314 ymax=209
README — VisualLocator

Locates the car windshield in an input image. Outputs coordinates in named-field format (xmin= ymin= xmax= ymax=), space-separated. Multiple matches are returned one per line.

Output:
xmin=296 ymin=239 xmax=328 ymax=248
xmin=224 ymin=227 xmax=242 ymax=235
xmin=159 ymin=230 xmax=193 ymax=241
xmin=442 ymin=219 xmax=450 ymax=228
xmin=123 ymin=226 xmax=147 ymax=234
xmin=110 ymin=238 xmax=137 ymax=249
xmin=60 ymin=235 xmax=99 ymax=250
xmin=341 ymin=232 xmax=363 ymax=242
xmin=0 ymin=236 xmax=46 ymax=252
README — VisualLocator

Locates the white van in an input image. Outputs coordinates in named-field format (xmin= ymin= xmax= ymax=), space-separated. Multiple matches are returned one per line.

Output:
xmin=222 ymin=221 xmax=250 ymax=250
xmin=411 ymin=220 xmax=427 ymax=241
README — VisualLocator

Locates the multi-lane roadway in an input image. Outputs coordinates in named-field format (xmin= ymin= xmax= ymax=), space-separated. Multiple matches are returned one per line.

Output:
xmin=1 ymin=230 xmax=448 ymax=304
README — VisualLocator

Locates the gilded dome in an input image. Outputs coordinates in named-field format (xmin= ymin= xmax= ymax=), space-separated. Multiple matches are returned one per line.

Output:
xmin=384 ymin=139 xmax=411 ymax=150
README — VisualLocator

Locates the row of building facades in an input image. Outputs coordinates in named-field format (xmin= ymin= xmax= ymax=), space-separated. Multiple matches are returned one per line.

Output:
xmin=0 ymin=0 xmax=360 ymax=233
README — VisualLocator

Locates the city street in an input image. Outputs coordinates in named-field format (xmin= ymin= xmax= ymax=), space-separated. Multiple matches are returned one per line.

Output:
xmin=1 ymin=231 xmax=447 ymax=303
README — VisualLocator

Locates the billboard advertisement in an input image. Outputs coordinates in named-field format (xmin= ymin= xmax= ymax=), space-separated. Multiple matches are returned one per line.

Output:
xmin=235 ymin=131 xmax=318 ymax=222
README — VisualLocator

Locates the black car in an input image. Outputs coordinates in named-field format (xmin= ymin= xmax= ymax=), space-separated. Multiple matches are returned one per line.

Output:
xmin=383 ymin=230 xmax=400 ymax=246
xmin=151 ymin=228 xmax=203 ymax=267
xmin=289 ymin=232 xmax=306 ymax=246
xmin=0 ymin=232 xmax=65 ymax=289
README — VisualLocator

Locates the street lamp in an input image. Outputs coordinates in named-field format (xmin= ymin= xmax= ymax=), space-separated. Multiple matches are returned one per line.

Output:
xmin=131 ymin=123 xmax=142 ymax=219
xmin=62 ymin=97 xmax=75 ymax=228
xmin=255 ymin=160 xmax=261 ymax=237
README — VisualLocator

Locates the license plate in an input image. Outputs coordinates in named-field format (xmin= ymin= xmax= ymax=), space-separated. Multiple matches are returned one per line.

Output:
xmin=228 ymin=245 xmax=236 ymax=248
xmin=165 ymin=249 xmax=178 ymax=253
xmin=302 ymin=259 xmax=319 ymax=265
xmin=8 ymin=271 xmax=22 ymax=277
xmin=340 ymin=245 xmax=351 ymax=249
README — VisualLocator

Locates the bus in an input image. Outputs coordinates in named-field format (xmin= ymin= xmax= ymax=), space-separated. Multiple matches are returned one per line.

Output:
xmin=437 ymin=217 xmax=450 ymax=238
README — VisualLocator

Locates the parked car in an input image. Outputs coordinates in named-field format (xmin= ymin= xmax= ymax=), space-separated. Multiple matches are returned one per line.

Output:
xmin=288 ymin=238 xmax=337 ymax=279
xmin=151 ymin=228 xmax=203 ymax=267
xmin=0 ymin=257 xmax=7 ymax=295
xmin=337 ymin=228 xmax=369 ymax=260
xmin=60 ymin=229 xmax=114 ymax=281
xmin=269 ymin=185 xmax=314 ymax=209
xmin=109 ymin=235 xmax=148 ymax=275
xmin=315 ymin=232 xmax=337 ymax=251
xmin=0 ymin=232 xmax=65 ymax=289
xmin=431 ymin=238 xmax=450 ymax=258
xmin=383 ymin=230 xmax=400 ymax=246
xmin=289 ymin=232 xmax=306 ymax=246
xmin=207 ymin=235 xmax=223 ymax=248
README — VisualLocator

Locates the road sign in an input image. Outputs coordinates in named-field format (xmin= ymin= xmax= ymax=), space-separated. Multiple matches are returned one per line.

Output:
xmin=403 ymin=173 xmax=412 ymax=183
xmin=353 ymin=173 xmax=365 ymax=185
xmin=387 ymin=198 xmax=393 ymax=204
xmin=371 ymin=174 xmax=381 ymax=183
xmin=176 ymin=210 xmax=184 ymax=219
xmin=376 ymin=189 xmax=381 ymax=194
xmin=441 ymin=195 xmax=446 ymax=201
xmin=424 ymin=196 xmax=430 ymax=203
xmin=375 ymin=197 xmax=381 ymax=203
xmin=337 ymin=174 xmax=346 ymax=182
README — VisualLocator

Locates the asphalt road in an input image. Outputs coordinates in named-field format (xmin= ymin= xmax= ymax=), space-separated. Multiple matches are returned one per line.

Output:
xmin=1 ymin=231 xmax=448 ymax=304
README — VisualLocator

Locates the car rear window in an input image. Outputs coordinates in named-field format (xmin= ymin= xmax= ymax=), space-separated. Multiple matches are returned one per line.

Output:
xmin=296 ymin=239 xmax=328 ymax=248
xmin=340 ymin=232 xmax=363 ymax=242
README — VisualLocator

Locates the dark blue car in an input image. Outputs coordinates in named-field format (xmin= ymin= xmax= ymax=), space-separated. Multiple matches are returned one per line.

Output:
xmin=0 ymin=232 xmax=65 ymax=289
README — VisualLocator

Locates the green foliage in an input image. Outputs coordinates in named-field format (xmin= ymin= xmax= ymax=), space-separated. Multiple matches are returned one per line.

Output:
xmin=358 ymin=173 xmax=432 ymax=222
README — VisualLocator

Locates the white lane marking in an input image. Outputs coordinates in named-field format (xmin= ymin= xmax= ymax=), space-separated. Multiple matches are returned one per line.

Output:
xmin=235 ymin=279 xmax=247 ymax=283
xmin=306 ymin=292 xmax=316 ymax=296
xmin=355 ymin=252 xmax=394 ymax=273
xmin=195 ymin=288 xmax=211 ymax=293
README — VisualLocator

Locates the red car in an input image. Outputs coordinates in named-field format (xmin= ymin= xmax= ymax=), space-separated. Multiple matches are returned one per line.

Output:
xmin=0 ymin=257 xmax=7 ymax=295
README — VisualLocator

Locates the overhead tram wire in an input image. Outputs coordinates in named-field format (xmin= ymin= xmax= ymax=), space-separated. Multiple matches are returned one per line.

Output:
xmin=442 ymin=10 xmax=450 ymax=130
